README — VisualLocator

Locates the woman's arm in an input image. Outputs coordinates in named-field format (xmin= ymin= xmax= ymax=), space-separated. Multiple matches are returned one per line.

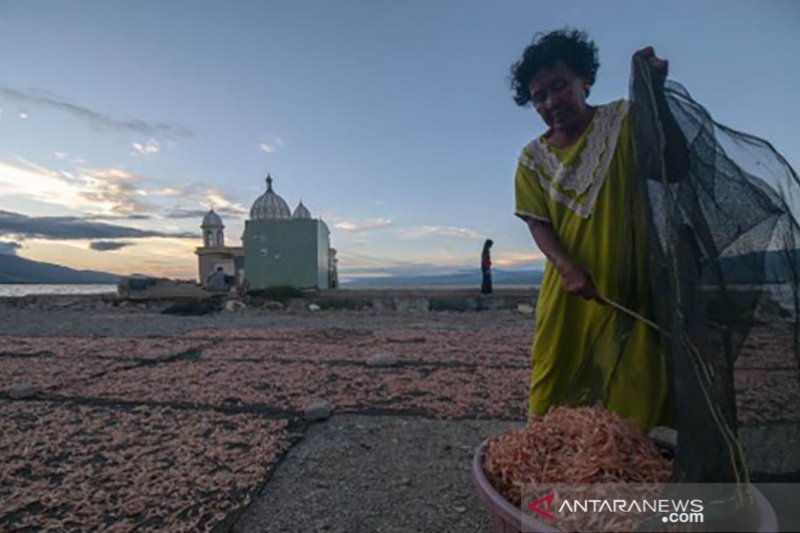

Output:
xmin=526 ymin=218 xmax=600 ymax=301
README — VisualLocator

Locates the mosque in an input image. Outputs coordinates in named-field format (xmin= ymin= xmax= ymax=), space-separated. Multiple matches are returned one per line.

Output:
xmin=195 ymin=174 xmax=338 ymax=291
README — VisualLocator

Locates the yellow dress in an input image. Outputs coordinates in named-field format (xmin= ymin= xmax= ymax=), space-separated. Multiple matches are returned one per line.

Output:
xmin=514 ymin=99 xmax=672 ymax=432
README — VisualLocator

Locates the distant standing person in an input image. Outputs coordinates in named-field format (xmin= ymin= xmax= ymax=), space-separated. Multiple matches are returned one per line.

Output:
xmin=481 ymin=239 xmax=494 ymax=294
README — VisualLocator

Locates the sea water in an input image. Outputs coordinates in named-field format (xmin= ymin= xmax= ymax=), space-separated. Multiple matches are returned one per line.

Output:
xmin=0 ymin=284 xmax=118 ymax=297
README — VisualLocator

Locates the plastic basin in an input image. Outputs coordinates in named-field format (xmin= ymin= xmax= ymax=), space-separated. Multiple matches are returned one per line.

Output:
xmin=470 ymin=439 xmax=778 ymax=533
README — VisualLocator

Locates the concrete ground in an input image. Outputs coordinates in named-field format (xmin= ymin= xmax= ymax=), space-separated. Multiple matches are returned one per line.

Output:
xmin=233 ymin=415 xmax=518 ymax=533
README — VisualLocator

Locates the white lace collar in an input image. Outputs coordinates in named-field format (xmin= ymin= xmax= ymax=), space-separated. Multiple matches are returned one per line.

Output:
xmin=518 ymin=100 xmax=629 ymax=219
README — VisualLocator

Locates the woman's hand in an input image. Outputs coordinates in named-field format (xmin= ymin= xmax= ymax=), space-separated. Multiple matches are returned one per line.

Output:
xmin=556 ymin=259 xmax=599 ymax=301
xmin=634 ymin=46 xmax=668 ymax=84
xmin=526 ymin=218 xmax=603 ymax=303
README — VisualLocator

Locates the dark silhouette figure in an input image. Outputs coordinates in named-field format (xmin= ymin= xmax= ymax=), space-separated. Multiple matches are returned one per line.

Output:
xmin=207 ymin=266 xmax=229 ymax=292
xmin=481 ymin=239 xmax=494 ymax=294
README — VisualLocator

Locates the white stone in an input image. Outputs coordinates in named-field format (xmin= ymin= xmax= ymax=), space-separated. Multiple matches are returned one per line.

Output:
xmin=304 ymin=400 xmax=332 ymax=422
xmin=8 ymin=383 xmax=37 ymax=399
xmin=307 ymin=303 xmax=321 ymax=312
xmin=648 ymin=426 xmax=678 ymax=447
xmin=367 ymin=353 xmax=399 ymax=367
xmin=517 ymin=303 xmax=534 ymax=314
xmin=224 ymin=300 xmax=247 ymax=312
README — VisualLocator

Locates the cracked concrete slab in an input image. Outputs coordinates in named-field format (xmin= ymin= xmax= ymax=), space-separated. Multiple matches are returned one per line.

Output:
xmin=233 ymin=415 xmax=520 ymax=533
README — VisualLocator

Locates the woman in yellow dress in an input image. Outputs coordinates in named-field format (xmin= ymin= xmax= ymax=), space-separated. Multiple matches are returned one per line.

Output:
xmin=510 ymin=30 xmax=674 ymax=432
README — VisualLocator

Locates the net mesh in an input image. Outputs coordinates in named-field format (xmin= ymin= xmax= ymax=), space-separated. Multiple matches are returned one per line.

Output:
xmin=628 ymin=56 xmax=800 ymax=513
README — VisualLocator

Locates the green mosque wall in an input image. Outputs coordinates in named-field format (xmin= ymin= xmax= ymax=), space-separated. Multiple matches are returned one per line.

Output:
xmin=243 ymin=219 xmax=330 ymax=290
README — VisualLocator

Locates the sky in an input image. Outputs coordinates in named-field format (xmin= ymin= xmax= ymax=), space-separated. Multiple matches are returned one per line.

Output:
xmin=0 ymin=0 xmax=798 ymax=279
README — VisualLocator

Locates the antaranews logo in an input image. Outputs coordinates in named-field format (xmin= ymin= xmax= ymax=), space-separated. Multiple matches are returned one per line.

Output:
xmin=556 ymin=498 xmax=704 ymax=522
xmin=527 ymin=493 xmax=556 ymax=520
xmin=525 ymin=491 xmax=704 ymax=531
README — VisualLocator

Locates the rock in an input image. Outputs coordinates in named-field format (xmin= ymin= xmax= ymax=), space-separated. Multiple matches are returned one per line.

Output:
xmin=648 ymin=426 xmax=678 ymax=448
xmin=224 ymin=300 xmax=247 ymax=312
xmin=304 ymin=400 xmax=332 ymax=422
xmin=517 ymin=303 xmax=534 ymax=314
xmin=370 ymin=299 xmax=390 ymax=311
xmin=284 ymin=298 xmax=307 ymax=311
xmin=394 ymin=298 xmax=429 ymax=313
xmin=454 ymin=505 xmax=467 ymax=513
xmin=161 ymin=299 xmax=218 ymax=316
xmin=8 ymin=383 xmax=37 ymax=399
xmin=263 ymin=300 xmax=285 ymax=311
xmin=308 ymin=303 xmax=321 ymax=312
xmin=366 ymin=353 xmax=399 ymax=367
xmin=52 ymin=297 xmax=82 ymax=309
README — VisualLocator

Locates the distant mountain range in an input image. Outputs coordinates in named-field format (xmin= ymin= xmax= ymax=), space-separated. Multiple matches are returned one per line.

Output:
xmin=2 ymin=248 xmax=796 ymax=286
xmin=0 ymin=254 xmax=120 ymax=284
xmin=714 ymin=249 xmax=800 ymax=284
xmin=346 ymin=249 xmax=800 ymax=287
xmin=343 ymin=268 xmax=544 ymax=287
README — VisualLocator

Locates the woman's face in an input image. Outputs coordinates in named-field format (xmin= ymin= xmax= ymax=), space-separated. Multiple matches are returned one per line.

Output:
xmin=527 ymin=60 xmax=589 ymax=133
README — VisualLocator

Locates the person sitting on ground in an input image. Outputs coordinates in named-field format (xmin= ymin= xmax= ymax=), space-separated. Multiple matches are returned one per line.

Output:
xmin=206 ymin=267 xmax=229 ymax=292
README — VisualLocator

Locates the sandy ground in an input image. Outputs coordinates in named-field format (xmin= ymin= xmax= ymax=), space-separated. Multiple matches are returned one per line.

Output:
xmin=0 ymin=302 xmax=797 ymax=531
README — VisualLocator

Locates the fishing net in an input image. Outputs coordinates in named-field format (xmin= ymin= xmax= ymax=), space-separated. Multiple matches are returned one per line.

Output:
xmin=628 ymin=54 xmax=800 ymax=515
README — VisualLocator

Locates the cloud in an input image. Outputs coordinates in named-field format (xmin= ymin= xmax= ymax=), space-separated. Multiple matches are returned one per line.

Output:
xmin=164 ymin=208 xmax=210 ymax=219
xmin=54 ymin=152 xmax=68 ymax=159
xmin=89 ymin=240 xmax=133 ymax=251
xmin=0 ymin=159 xmax=158 ymax=217
xmin=334 ymin=250 xmax=462 ymax=276
xmin=1 ymin=157 xmax=252 ymax=225
xmin=332 ymin=217 xmax=393 ymax=233
xmin=131 ymin=139 xmax=161 ymax=156
xmin=0 ymin=210 xmax=197 ymax=240
xmin=335 ymin=248 xmax=545 ymax=279
xmin=154 ymin=181 xmax=247 ymax=217
xmin=0 ymin=240 xmax=21 ymax=255
xmin=163 ymin=188 xmax=248 ymax=220
xmin=18 ymin=112 xmax=27 ymax=119
xmin=492 ymin=251 xmax=546 ymax=268
xmin=77 ymin=166 xmax=154 ymax=216
xmin=0 ymin=87 xmax=192 ymax=139
xmin=400 ymin=225 xmax=484 ymax=240
xmin=335 ymin=247 xmax=541 ymax=278
xmin=157 ymin=186 xmax=185 ymax=196
xmin=203 ymin=190 xmax=248 ymax=215
xmin=84 ymin=213 xmax=153 ymax=221
xmin=164 ymin=202 xmax=246 ymax=220
xmin=0 ymin=158 xmax=96 ymax=210
xmin=336 ymin=259 xmax=477 ymax=279
xmin=259 ymin=138 xmax=284 ymax=154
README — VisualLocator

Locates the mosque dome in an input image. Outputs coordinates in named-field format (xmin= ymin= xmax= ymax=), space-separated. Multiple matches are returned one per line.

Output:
xmin=201 ymin=208 xmax=224 ymax=228
xmin=292 ymin=200 xmax=311 ymax=219
xmin=250 ymin=174 xmax=291 ymax=220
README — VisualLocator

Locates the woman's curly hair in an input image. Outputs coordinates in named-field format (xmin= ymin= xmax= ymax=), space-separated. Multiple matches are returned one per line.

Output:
xmin=510 ymin=29 xmax=600 ymax=107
